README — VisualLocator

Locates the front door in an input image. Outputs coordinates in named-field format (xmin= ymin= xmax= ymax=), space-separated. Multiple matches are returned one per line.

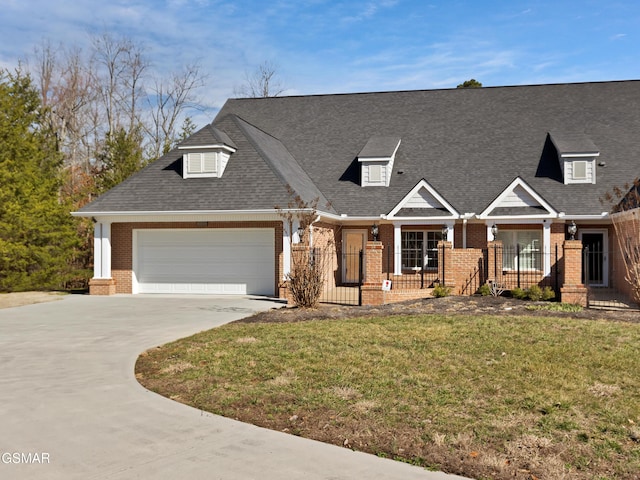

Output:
xmin=343 ymin=230 xmax=366 ymax=283
xmin=580 ymin=230 xmax=608 ymax=287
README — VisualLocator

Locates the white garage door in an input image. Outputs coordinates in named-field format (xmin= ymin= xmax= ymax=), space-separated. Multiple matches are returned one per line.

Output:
xmin=135 ymin=229 xmax=275 ymax=295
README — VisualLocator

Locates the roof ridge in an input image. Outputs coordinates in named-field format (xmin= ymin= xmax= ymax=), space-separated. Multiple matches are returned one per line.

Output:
xmin=226 ymin=79 xmax=640 ymax=101
xmin=229 ymin=115 xmax=336 ymax=214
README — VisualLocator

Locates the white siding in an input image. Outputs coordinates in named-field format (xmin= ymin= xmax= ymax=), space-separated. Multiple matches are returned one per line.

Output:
xmin=501 ymin=185 xmax=539 ymax=208
xmin=362 ymin=161 xmax=388 ymax=186
xmin=563 ymin=158 xmax=596 ymax=184
xmin=405 ymin=188 xmax=443 ymax=209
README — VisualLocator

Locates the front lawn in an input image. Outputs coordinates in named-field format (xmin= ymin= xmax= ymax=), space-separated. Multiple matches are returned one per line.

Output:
xmin=136 ymin=313 xmax=640 ymax=479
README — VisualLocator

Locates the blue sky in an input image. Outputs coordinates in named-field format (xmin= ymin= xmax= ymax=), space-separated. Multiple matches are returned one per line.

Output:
xmin=1 ymin=0 xmax=639 ymax=124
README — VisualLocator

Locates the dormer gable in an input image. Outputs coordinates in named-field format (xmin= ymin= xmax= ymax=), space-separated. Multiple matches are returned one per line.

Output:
xmin=178 ymin=124 xmax=237 ymax=179
xmin=357 ymin=136 xmax=401 ymax=187
xmin=387 ymin=179 xmax=459 ymax=219
xmin=479 ymin=177 xmax=557 ymax=219
xmin=549 ymin=132 xmax=599 ymax=185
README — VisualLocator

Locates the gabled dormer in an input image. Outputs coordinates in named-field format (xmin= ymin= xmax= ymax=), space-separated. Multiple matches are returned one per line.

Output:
xmin=549 ymin=132 xmax=599 ymax=185
xmin=178 ymin=125 xmax=237 ymax=179
xmin=357 ymin=136 xmax=401 ymax=187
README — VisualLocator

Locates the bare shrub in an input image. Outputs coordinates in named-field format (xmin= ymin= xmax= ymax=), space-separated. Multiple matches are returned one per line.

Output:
xmin=276 ymin=186 xmax=334 ymax=308
xmin=601 ymin=178 xmax=640 ymax=303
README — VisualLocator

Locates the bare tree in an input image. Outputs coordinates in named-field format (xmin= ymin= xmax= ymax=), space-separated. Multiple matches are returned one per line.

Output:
xmin=145 ymin=62 xmax=206 ymax=158
xmin=603 ymin=178 xmax=640 ymax=303
xmin=234 ymin=60 xmax=285 ymax=98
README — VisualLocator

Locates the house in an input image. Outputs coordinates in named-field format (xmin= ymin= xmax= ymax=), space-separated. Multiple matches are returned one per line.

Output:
xmin=74 ymin=80 xmax=640 ymax=305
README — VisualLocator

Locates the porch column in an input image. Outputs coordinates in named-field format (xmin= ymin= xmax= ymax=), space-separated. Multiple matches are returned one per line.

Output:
xmin=444 ymin=223 xmax=454 ymax=244
xmin=543 ymin=222 xmax=551 ymax=277
xmin=560 ymin=240 xmax=588 ymax=306
xmin=393 ymin=224 xmax=402 ymax=275
xmin=89 ymin=222 xmax=116 ymax=295
xmin=487 ymin=240 xmax=504 ymax=282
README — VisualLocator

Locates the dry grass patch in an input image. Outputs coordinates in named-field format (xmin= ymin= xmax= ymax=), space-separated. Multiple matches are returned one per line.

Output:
xmin=136 ymin=314 xmax=640 ymax=480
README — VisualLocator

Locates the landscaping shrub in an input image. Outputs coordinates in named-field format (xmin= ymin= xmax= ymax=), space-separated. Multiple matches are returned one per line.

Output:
xmin=511 ymin=287 xmax=527 ymax=299
xmin=541 ymin=286 xmax=556 ymax=301
xmin=432 ymin=283 xmax=452 ymax=298
xmin=526 ymin=285 xmax=543 ymax=301
xmin=477 ymin=283 xmax=491 ymax=296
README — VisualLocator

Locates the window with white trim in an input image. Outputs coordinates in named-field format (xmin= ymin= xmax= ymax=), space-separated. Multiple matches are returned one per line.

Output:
xmin=496 ymin=230 xmax=542 ymax=270
xmin=187 ymin=152 xmax=218 ymax=175
xmin=182 ymin=150 xmax=233 ymax=179
xmin=401 ymin=231 xmax=442 ymax=270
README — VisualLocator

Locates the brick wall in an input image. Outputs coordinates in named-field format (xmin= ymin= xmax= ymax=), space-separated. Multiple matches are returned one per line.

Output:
xmin=109 ymin=221 xmax=283 ymax=295
xmin=465 ymin=223 xmax=487 ymax=249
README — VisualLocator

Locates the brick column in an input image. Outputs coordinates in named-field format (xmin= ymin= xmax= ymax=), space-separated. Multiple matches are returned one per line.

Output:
xmin=89 ymin=278 xmax=116 ymax=295
xmin=486 ymin=241 xmax=503 ymax=282
xmin=361 ymin=241 xmax=384 ymax=305
xmin=561 ymin=240 xmax=588 ymax=306
xmin=436 ymin=241 xmax=455 ymax=289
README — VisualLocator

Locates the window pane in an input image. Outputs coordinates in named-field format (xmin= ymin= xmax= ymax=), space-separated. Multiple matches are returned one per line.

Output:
xmin=496 ymin=230 xmax=542 ymax=270
xmin=401 ymin=231 xmax=423 ymax=268
xmin=369 ymin=164 xmax=382 ymax=182
xmin=573 ymin=161 xmax=587 ymax=179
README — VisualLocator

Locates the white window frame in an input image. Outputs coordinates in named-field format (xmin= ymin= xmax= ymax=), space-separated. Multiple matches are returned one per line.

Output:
xmin=496 ymin=230 xmax=542 ymax=271
xmin=401 ymin=230 xmax=442 ymax=271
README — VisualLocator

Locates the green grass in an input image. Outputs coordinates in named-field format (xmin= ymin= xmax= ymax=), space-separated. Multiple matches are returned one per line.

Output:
xmin=137 ymin=314 xmax=640 ymax=479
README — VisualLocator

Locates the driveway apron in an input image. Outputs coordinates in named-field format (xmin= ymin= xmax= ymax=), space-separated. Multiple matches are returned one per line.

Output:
xmin=0 ymin=295 xmax=468 ymax=480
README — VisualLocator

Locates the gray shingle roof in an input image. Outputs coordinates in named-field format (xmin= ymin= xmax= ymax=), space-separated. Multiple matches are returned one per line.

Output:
xmin=549 ymin=132 xmax=599 ymax=156
xmin=80 ymin=80 xmax=640 ymax=217
xmin=358 ymin=136 xmax=401 ymax=158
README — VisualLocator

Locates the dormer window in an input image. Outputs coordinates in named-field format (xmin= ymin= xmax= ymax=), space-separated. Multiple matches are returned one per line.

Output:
xmin=549 ymin=132 xmax=599 ymax=185
xmin=179 ymin=145 xmax=236 ymax=179
xmin=177 ymin=124 xmax=237 ymax=179
xmin=357 ymin=136 xmax=401 ymax=187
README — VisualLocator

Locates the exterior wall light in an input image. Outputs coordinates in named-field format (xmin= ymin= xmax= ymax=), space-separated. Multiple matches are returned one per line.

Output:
xmin=297 ymin=226 xmax=305 ymax=242
xmin=441 ymin=225 xmax=449 ymax=239
xmin=371 ymin=223 xmax=379 ymax=241
xmin=491 ymin=224 xmax=498 ymax=240
xmin=568 ymin=221 xmax=577 ymax=240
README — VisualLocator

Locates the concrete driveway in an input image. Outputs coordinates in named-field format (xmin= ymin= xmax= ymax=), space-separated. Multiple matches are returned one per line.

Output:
xmin=0 ymin=295 xmax=467 ymax=480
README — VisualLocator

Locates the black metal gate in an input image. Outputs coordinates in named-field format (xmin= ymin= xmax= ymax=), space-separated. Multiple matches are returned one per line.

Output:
xmin=318 ymin=247 xmax=362 ymax=306
xmin=488 ymin=244 xmax=560 ymax=295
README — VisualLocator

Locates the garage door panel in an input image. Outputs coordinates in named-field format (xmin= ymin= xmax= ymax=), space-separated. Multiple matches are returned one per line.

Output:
xmin=135 ymin=229 xmax=275 ymax=295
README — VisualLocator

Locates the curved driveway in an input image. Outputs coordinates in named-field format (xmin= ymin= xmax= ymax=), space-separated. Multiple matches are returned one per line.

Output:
xmin=0 ymin=295 xmax=467 ymax=480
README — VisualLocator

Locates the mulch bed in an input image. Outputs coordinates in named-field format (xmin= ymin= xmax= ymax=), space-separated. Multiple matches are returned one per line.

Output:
xmin=236 ymin=295 xmax=640 ymax=324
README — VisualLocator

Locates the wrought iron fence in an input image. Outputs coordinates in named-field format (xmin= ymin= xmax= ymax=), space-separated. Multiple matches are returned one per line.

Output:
xmin=385 ymin=244 xmax=444 ymax=290
xmin=488 ymin=244 xmax=559 ymax=295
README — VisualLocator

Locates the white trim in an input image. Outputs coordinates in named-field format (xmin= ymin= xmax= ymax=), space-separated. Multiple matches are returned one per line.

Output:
xmin=543 ymin=222 xmax=551 ymax=276
xmin=478 ymin=177 xmax=557 ymax=219
xmin=559 ymin=152 xmax=600 ymax=158
xmin=178 ymin=144 xmax=236 ymax=153
xmin=93 ymin=222 xmax=112 ymax=279
xmin=393 ymin=224 xmax=402 ymax=275
xmin=387 ymin=179 xmax=460 ymax=219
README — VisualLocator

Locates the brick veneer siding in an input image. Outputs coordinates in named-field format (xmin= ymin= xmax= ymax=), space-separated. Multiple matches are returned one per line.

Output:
xmin=361 ymin=241 xmax=385 ymax=305
xmin=560 ymin=239 xmax=587 ymax=306
xmin=109 ymin=221 xmax=284 ymax=296
xmin=89 ymin=278 xmax=116 ymax=295
xmin=466 ymin=223 xmax=488 ymax=249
